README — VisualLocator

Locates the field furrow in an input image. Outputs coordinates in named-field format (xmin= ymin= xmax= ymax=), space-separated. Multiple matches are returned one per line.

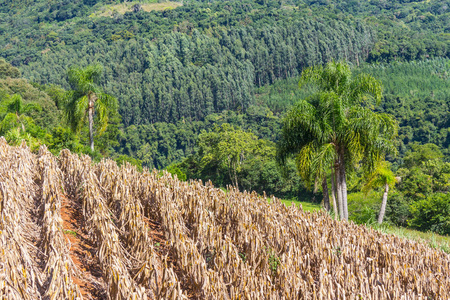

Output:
xmin=60 ymin=194 xmax=107 ymax=299
xmin=35 ymin=146 xmax=82 ymax=299
xmin=59 ymin=151 xmax=148 ymax=299
xmin=95 ymin=160 xmax=186 ymax=299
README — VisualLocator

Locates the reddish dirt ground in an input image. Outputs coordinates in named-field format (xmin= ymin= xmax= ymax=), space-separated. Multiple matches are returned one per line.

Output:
xmin=60 ymin=197 xmax=191 ymax=299
xmin=143 ymin=218 xmax=169 ymax=256
xmin=59 ymin=191 xmax=201 ymax=300
xmin=60 ymin=196 xmax=107 ymax=299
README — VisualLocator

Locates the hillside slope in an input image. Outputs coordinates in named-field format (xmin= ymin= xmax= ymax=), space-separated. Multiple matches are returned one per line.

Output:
xmin=0 ymin=138 xmax=449 ymax=299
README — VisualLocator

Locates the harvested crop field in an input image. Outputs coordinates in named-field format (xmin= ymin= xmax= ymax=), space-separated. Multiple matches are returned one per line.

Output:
xmin=0 ymin=138 xmax=449 ymax=299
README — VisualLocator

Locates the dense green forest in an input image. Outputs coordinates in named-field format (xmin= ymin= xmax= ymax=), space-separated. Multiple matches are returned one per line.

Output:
xmin=254 ymin=58 xmax=450 ymax=157
xmin=0 ymin=0 xmax=449 ymax=234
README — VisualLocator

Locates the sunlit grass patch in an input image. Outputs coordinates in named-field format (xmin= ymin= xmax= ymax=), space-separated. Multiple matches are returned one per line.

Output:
xmin=92 ymin=1 xmax=182 ymax=18
xmin=278 ymin=198 xmax=322 ymax=212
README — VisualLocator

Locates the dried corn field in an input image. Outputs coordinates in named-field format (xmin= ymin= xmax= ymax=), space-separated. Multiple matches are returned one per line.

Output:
xmin=0 ymin=139 xmax=449 ymax=300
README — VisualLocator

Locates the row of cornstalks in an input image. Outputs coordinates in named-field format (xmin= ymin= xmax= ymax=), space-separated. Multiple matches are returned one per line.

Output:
xmin=0 ymin=139 xmax=41 ymax=299
xmin=59 ymin=147 xmax=450 ymax=299
xmin=36 ymin=146 xmax=82 ymax=299
xmin=59 ymin=150 xmax=148 ymax=299
xmin=95 ymin=159 xmax=185 ymax=299
xmin=121 ymin=163 xmax=450 ymax=299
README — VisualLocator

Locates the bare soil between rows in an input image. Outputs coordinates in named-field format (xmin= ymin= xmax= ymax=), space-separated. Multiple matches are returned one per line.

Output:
xmin=60 ymin=195 xmax=194 ymax=299
xmin=61 ymin=195 xmax=106 ymax=299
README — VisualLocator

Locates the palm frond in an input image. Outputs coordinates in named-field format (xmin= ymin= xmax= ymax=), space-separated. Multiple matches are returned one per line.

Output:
xmin=68 ymin=63 xmax=103 ymax=94
xmin=0 ymin=112 xmax=18 ymax=134
xmin=294 ymin=142 xmax=316 ymax=185
xmin=66 ymin=93 xmax=88 ymax=133
xmin=96 ymin=98 xmax=108 ymax=136
xmin=298 ymin=65 xmax=323 ymax=89
xmin=349 ymin=73 xmax=383 ymax=105
xmin=311 ymin=143 xmax=337 ymax=178
xmin=362 ymin=160 xmax=396 ymax=194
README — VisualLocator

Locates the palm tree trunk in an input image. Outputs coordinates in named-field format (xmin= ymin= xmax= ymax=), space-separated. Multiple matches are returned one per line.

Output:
xmin=322 ymin=176 xmax=330 ymax=212
xmin=335 ymin=165 xmax=344 ymax=220
xmin=16 ymin=113 xmax=26 ymax=133
xmin=88 ymin=95 xmax=95 ymax=152
xmin=338 ymin=151 xmax=348 ymax=221
xmin=331 ymin=170 xmax=339 ymax=220
xmin=378 ymin=183 xmax=389 ymax=224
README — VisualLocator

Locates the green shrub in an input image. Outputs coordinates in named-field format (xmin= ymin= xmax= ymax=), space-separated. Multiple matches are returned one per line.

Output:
xmin=348 ymin=192 xmax=379 ymax=225
xmin=166 ymin=164 xmax=187 ymax=181
xmin=409 ymin=193 xmax=450 ymax=235
xmin=114 ymin=154 xmax=143 ymax=172
xmin=385 ymin=192 xmax=411 ymax=227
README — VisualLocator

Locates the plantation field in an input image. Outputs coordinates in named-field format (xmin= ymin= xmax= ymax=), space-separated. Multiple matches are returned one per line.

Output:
xmin=91 ymin=1 xmax=182 ymax=18
xmin=0 ymin=139 xmax=449 ymax=299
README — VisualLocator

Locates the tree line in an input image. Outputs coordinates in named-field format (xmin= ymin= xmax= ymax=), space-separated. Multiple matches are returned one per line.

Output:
xmin=18 ymin=19 xmax=374 ymax=125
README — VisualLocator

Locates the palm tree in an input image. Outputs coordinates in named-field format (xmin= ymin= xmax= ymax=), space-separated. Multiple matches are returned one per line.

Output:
xmin=0 ymin=94 xmax=41 ymax=134
xmin=66 ymin=64 xmax=117 ymax=151
xmin=362 ymin=161 xmax=397 ymax=224
xmin=277 ymin=61 xmax=397 ymax=220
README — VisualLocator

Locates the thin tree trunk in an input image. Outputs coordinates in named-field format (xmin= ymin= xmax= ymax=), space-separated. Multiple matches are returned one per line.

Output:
xmin=229 ymin=158 xmax=239 ymax=190
xmin=88 ymin=95 xmax=95 ymax=152
xmin=339 ymin=151 xmax=348 ymax=221
xmin=322 ymin=176 xmax=330 ymax=212
xmin=331 ymin=170 xmax=338 ymax=220
xmin=335 ymin=165 xmax=344 ymax=220
xmin=378 ymin=183 xmax=389 ymax=224
xmin=16 ymin=113 xmax=26 ymax=133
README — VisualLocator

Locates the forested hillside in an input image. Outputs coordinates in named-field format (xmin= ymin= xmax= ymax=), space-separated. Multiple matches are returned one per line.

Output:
xmin=14 ymin=14 xmax=374 ymax=125
xmin=0 ymin=0 xmax=449 ymax=235
xmin=2 ymin=0 xmax=449 ymax=125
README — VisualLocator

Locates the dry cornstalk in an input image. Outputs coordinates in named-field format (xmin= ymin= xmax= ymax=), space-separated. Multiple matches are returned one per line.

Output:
xmin=36 ymin=146 xmax=82 ymax=299
xmin=0 ymin=138 xmax=42 ymax=299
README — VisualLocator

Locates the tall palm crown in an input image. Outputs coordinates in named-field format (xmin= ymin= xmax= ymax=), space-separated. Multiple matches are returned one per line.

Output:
xmin=362 ymin=161 xmax=397 ymax=224
xmin=66 ymin=64 xmax=117 ymax=151
xmin=277 ymin=61 xmax=397 ymax=220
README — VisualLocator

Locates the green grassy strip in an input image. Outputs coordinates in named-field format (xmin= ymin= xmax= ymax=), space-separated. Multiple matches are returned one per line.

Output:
xmin=280 ymin=199 xmax=322 ymax=212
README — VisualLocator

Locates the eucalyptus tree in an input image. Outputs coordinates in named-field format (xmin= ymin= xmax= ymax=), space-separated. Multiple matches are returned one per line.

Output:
xmin=66 ymin=64 xmax=117 ymax=151
xmin=196 ymin=123 xmax=259 ymax=189
xmin=277 ymin=61 xmax=397 ymax=220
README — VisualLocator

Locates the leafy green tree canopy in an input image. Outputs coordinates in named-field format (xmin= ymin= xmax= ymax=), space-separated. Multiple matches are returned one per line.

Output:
xmin=197 ymin=123 xmax=258 ymax=189
xmin=409 ymin=193 xmax=450 ymax=235
xmin=0 ymin=59 xmax=21 ymax=79
xmin=403 ymin=143 xmax=444 ymax=168
xmin=0 ymin=94 xmax=41 ymax=134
